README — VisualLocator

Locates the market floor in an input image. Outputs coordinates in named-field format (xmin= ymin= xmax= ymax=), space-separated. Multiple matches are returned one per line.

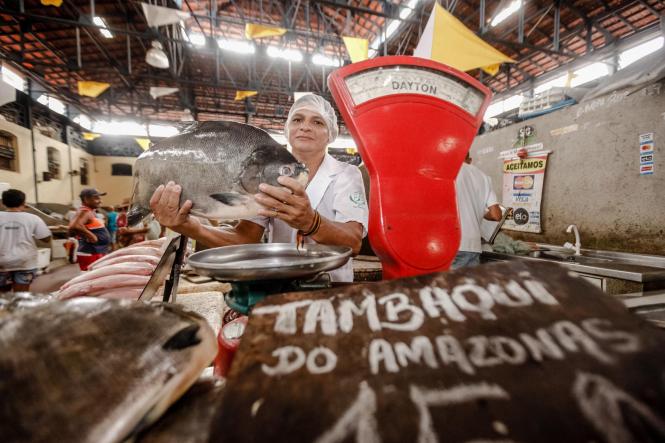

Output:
xmin=31 ymin=263 xmax=81 ymax=294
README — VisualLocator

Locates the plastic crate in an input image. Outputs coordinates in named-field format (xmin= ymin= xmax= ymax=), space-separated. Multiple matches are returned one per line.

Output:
xmin=518 ymin=87 xmax=567 ymax=117
xmin=37 ymin=248 xmax=51 ymax=270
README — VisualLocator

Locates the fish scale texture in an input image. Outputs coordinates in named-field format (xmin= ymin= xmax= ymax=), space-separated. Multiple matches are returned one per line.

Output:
xmin=0 ymin=298 xmax=216 ymax=443
xmin=130 ymin=121 xmax=303 ymax=221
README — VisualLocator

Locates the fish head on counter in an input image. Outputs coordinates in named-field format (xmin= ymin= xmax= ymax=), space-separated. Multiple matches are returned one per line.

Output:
xmin=128 ymin=121 xmax=308 ymax=225
xmin=0 ymin=298 xmax=217 ymax=443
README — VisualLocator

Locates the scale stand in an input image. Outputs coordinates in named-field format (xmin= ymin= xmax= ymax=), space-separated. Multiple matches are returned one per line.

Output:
xmin=224 ymin=273 xmax=332 ymax=315
xmin=162 ymin=235 xmax=188 ymax=303
xmin=138 ymin=235 xmax=189 ymax=303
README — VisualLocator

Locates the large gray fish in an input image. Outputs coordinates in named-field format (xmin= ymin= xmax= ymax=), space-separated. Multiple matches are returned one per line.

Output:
xmin=128 ymin=121 xmax=308 ymax=225
xmin=136 ymin=377 xmax=225 ymax=443
xmin=0 ymin=298 xmax=217 ymax=443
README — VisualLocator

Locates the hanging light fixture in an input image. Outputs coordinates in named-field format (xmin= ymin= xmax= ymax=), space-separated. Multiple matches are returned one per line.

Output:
xmin=181 ymin=108 xmax=194 ymax=122
xmin=146 ymin=40 xmax=169 ymax=69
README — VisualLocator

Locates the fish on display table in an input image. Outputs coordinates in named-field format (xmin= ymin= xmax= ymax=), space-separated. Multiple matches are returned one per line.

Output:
xmin=127 ymin=121 xmax=308 ymax=224
xmin=59 ymin=262 xmax=155 ymax=290
xmin=0 ymin=298 xmax=217 ymax=443
xmin=88 ymin=254 xmax=160 ymax=270
xmin=136 ymin=377 xmax=225 ymax=443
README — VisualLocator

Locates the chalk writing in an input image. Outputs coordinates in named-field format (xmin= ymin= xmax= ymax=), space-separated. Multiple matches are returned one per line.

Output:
xmin=254 ymin=277 xmax=560 ymax=334
xmin=410 ymin=383 xmax=511 ymax=443
xmin=314 ymin=382 xmax=379 ymax=443
xmin=366 ymin=318 xmax=639 ymax=375
xmin=214 ymin=261 xmax=665 ymax=443
xmin=573 ymin=372 xmax=665 ymax=443
xmin=262 ymin=345 xmax=338 ymax=376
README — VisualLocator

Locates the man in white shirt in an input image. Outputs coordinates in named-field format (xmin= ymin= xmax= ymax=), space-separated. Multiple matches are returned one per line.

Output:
xmin=452 ymin=153 xmax=502 ymax=269
xmin=0 ymin=189 xmax=52 ymax=292
xmin=149 ymin=94 xmax=368 ymax=282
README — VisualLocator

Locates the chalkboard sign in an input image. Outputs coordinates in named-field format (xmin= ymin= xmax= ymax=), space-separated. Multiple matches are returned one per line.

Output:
xmin=212 ymin=261 xmax=665 ymax=442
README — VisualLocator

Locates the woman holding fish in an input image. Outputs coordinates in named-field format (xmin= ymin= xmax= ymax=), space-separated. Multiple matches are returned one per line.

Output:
xmin=149 ymin=94 xmax=368 ymax=282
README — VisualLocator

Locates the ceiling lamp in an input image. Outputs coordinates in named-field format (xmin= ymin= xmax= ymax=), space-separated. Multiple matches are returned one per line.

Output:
xmin=92 ymin=16 xmax=113 ymax=39
xmin=146 ymin=41 xmax=169 ymax=69
xmin=312 ymin=54 xmax=341 ymax=67
xmin=491 ymin=0 xmax=522 ymax=27
xmin=218 ymin=39 xmax=256 ymax=55
xmin=181 ymin=108 xmax=194 ymax=121
xmin=267 ymin=46 xmax=303 ymax=62
xmin=188 ymin=33 xmax=206 ymax=47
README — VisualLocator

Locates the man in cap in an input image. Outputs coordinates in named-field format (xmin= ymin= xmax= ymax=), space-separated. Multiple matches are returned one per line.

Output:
xmin=68 ymin=188 xmax=111 ymax=270
xmin=150 ymin=94 xmax=368 ymax=282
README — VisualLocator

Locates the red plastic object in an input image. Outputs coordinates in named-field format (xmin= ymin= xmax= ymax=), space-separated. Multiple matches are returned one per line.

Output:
xmin=328 ymin=56 xmax=491 ymax=279
xmin=517 ymin=148 xmax=529 ymax=159
xmin=214 ymin=315 xmax=248 ymax=378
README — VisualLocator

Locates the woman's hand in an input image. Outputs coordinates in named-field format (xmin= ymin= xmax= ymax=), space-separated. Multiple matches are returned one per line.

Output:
xmin=149 ymin=181 xmax=199 ymax=232
xmin=255 ymin=176 xmax=316 ymax=232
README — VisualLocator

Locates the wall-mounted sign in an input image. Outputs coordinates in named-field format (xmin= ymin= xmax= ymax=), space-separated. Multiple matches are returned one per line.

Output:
xmin=640 ymin=132 xmax=654 ymax=175
xmin=212 ymin=261 xmax=665 ymax=442
xmin=502 ymin=153 xmax=549 ymax=233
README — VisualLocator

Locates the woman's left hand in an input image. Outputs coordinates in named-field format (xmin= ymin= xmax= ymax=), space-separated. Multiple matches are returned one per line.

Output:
xmin=255 ymin=176 xmax=316 ymax=232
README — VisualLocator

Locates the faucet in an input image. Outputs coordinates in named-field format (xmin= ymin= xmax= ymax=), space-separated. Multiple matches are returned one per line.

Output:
xmin=566 ymin=224 xmax=582 ymax=256
xmin=488 ymin=206 xmax=511 ymax=245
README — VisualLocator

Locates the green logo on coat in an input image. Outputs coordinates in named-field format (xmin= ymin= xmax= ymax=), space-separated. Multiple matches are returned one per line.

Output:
xmin=349 ymin=191 xmax=367 ymax=208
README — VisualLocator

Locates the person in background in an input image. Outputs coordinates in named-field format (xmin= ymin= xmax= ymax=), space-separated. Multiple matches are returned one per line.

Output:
xmin=452 ymin=152 xmax=502 ymax=269
xmin=150 ymin=94 xmax=368 ymax=282
xmin=65 ymin=205 xmax=78 ymax=223
xmin=116 ymin=203 xmax=128 ymax=230
xmin=145 ymin=216 xmax=163 ymax=241
xmin=68 ymin=188 xmax=111 ymax=271
xmin=104 ymin=206 xmax=119 ymax=250
xmin=0 ymin=189 xmax=52 ymax=292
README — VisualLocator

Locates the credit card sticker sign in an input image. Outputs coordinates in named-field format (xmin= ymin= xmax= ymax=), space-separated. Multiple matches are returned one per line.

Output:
xmin=639 ymin=133 xmax=654 ymax=175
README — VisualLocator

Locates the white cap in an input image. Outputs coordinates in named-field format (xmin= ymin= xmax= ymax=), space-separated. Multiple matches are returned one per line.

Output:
xmin=284 ymin=94 xmax=339 ymax=143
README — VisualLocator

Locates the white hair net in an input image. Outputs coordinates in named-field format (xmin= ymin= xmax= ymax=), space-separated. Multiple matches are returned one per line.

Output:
xmin=285 ymin=94 xmax=339 ymax=143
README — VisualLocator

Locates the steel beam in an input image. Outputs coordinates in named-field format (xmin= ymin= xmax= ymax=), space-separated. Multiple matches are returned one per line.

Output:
xmin=553 ymin=1 xmax=560 ymax=51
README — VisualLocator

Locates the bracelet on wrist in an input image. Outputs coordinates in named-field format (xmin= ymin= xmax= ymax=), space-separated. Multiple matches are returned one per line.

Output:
xmin=299 ymin=211 xmax=321 ymax=237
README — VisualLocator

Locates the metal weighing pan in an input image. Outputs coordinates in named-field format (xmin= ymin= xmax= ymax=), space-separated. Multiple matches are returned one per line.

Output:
xmin=188 ymin=243 xmax=353 ymax=281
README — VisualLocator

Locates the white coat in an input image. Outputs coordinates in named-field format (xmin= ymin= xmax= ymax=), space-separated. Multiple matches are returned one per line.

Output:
xmin=248 ymin=154 xmax=369 ymax=282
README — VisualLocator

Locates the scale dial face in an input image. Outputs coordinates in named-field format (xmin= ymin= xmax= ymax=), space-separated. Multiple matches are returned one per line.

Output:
xmin=344 ymin=65 xmax=485 ymax=116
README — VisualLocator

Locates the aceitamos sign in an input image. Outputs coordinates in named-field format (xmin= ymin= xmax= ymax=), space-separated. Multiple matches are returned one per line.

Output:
xmin=501 ymin=144 xmax=550 ymax=233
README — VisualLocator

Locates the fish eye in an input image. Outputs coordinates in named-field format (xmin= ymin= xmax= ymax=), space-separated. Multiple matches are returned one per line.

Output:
xmin=279 ymin=165 xmax=294 ymax=176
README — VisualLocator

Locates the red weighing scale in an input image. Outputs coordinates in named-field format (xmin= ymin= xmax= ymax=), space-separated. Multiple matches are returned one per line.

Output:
xmin=328 ymin=56 xmax=491 ymax=279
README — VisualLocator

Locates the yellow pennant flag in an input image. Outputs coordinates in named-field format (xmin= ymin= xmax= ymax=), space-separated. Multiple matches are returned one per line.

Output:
xmin=135 ymin=138 xmax=151 ymax=151
xmin=235 ymin=90 xmax=258 ymax=101
xmin=78 ymin=81 xmax=110 ymax=98
xmin=482 ymin=63 xmax=501 ymax=76
xmin=413 ymin=3 xmax=514 ymax=75
xmin=41 ymin=0 xmax=63 ymax=5
xmin=342 ymin=36 xmax=369 ymax=63
xmin=245 ymin=23 xmax=287 ymax=39
xmin=82 ymin=132 xmax=100 ymax=141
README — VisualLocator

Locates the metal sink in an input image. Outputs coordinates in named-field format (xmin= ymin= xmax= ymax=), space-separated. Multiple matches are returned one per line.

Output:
xmin=483 ymin=244 xmax=665 ymax=283
xmin=526 ymin=249 xmax=613 ymax=264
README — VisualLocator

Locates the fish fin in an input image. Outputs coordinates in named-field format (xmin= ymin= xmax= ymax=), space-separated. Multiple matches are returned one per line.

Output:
xmin=127 ymin=206 xmax=151 ymax=226
xmin=163 ymin=324 xmax=202 ymax=350
xmin=209 ymin=192 xmax=246 ymax=206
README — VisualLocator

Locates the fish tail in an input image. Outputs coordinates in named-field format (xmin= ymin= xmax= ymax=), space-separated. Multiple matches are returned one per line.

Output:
xmin=127 ymin=206 xmax=151 ymax=226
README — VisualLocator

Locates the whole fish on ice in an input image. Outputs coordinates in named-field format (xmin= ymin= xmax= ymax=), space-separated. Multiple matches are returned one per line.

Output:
xmin=0 ymin=298 xmax=217 ymax=443
xmin=128 ymin=121 xmax=308 ymax=224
